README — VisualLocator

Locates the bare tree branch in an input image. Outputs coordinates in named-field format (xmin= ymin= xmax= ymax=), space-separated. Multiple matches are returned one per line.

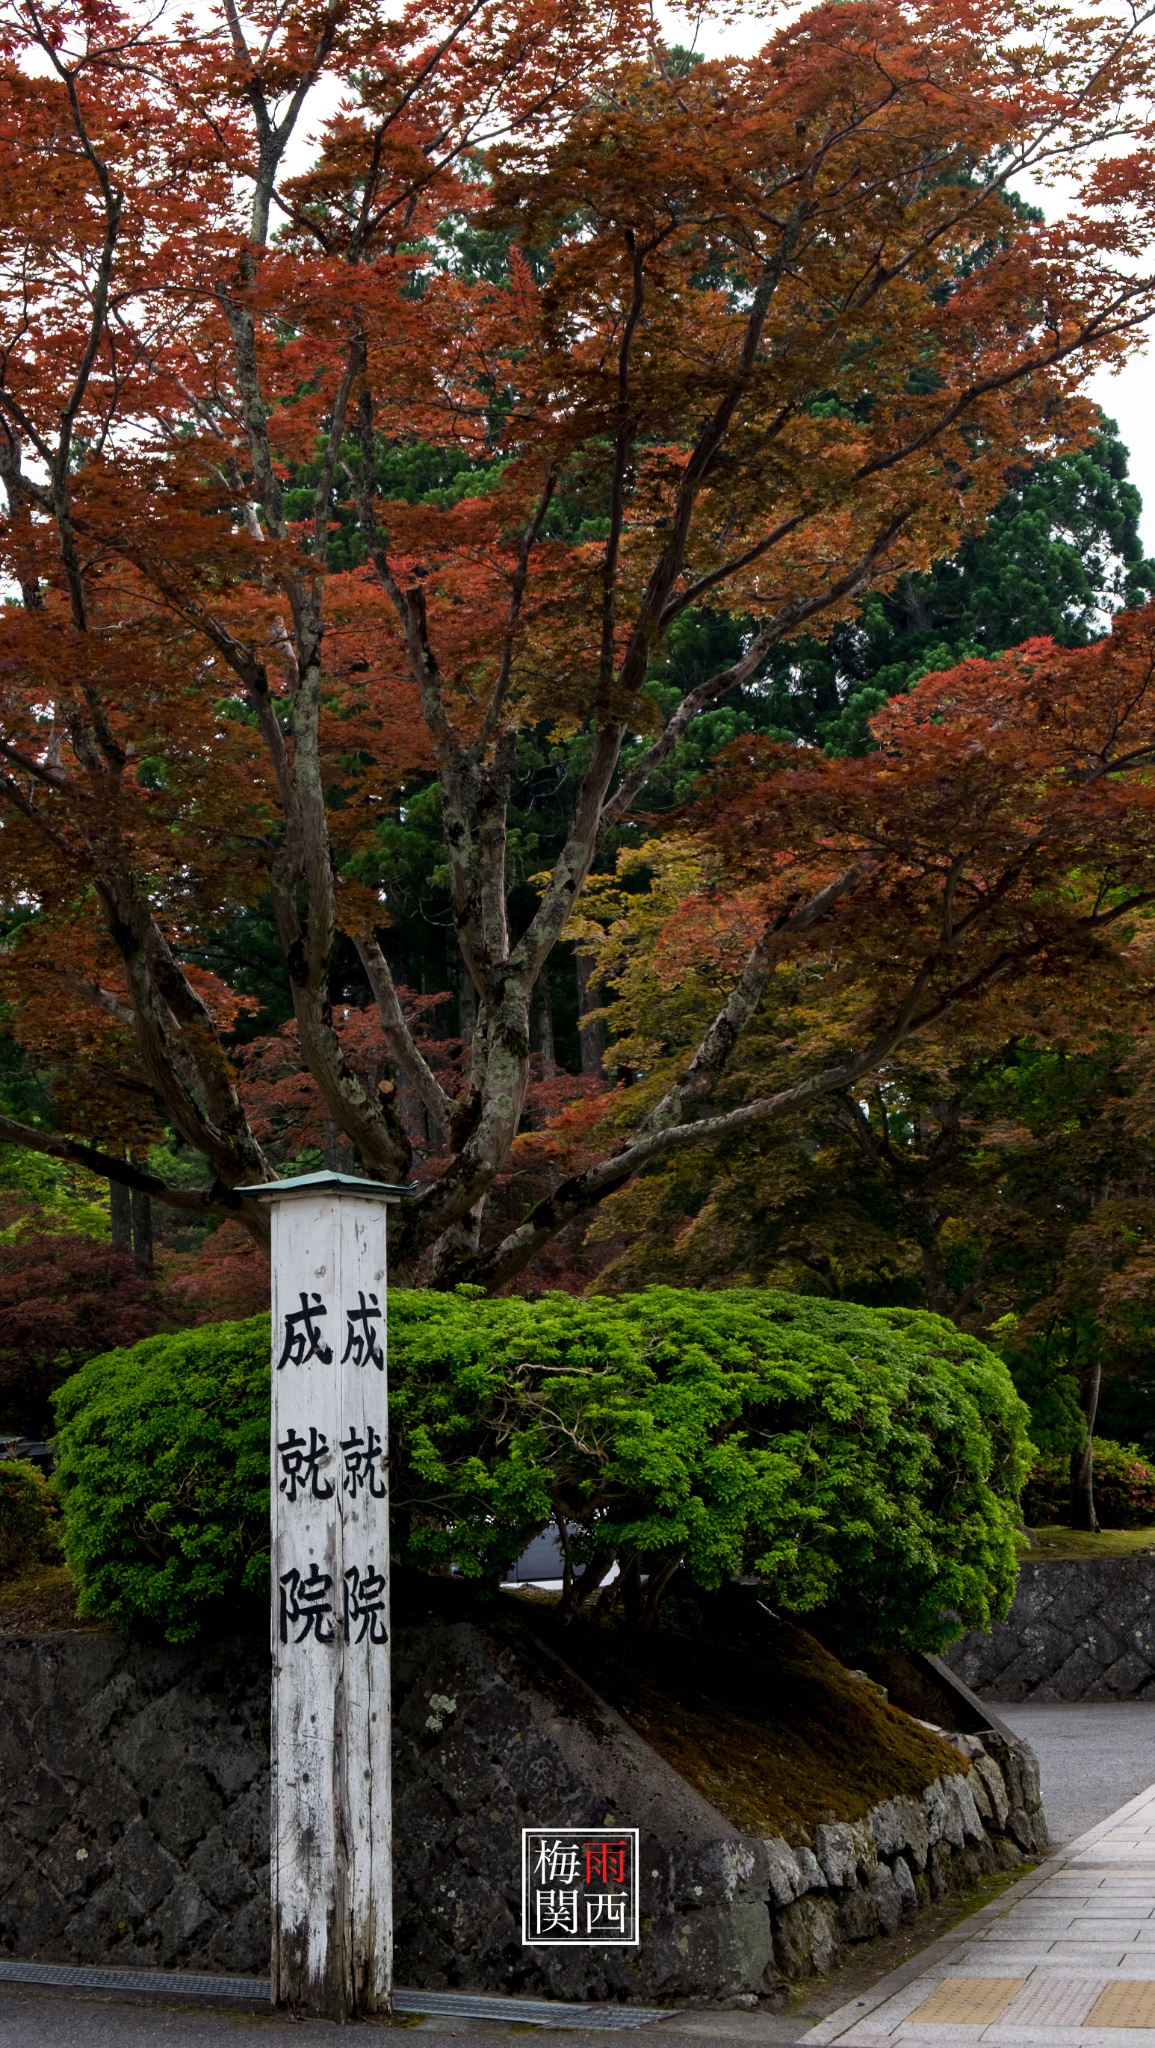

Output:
xmin=355 ymin=934 xmax=456 ymax=1139
xmin=0 ymin=1111 xmax=268 ymax=1231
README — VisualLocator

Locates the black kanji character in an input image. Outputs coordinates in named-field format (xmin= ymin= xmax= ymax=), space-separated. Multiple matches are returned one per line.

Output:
xmin=277 ymin=1426 xmax=335 ymax=1503
xmin=279 ymin=1564 xmax=336 ymax=1644
xmin=276 ymin=1292 xmax=332 ymax=1369
xmin=341 ymin=1424 xmax=387 ymax=1500
xmin=343 ymin=1564 xmax=388 ymax=1645
xmin=341 ymin=1291 xmax=384 ymax=1370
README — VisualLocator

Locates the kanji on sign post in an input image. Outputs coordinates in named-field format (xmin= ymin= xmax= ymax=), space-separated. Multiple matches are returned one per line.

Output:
xmin=238 ymin=1171 xmax=412 ymax=2021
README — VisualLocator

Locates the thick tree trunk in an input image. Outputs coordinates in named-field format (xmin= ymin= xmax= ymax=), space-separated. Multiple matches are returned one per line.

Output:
xmin=321 ymin=1117 xmax=355 ymax=1173
xmin=1069 ymin=1357 xmax=1103 ymax=1532
xmin=531 ymin=977 xmax=556 ymax=1073
xmin=576 ymin=955 xmax=606 ymax=1078
xmin=110 ymin=1180 xmax=132 ymax=1250
xmin=395 ymin=1078 xmax=429 ymax=1153
xmin=918 ymin=1234 xmax=951 ymax=1317
xmin=130 ymin=1188 xmax=153 ymax=1268
xmin=457 ymin=958 xmax=477 ymax=1046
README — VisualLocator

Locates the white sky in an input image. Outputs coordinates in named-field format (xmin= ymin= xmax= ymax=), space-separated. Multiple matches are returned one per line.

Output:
xmin=1065 ymin=355 xmax=1152 ymax=552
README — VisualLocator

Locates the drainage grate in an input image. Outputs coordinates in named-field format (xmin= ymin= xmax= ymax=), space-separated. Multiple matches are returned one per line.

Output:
xmin=394 ymin=1989 xmax=672 ymax=2028
xmin=0 ymin=1959 xmax=270 ymax=1999
xmin=0 ymin=1961 xmax=672 ymax=2028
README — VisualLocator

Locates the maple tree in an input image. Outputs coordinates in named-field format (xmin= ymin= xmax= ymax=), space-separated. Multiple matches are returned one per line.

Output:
xmin=508 ymin=604 xmax=1155 ymax=1268
xmin=44 ymin=416 xmax=1155 ymax=1074
xmin=0 ymin=1145 xmax=266 ymax=1432
xmin=564 ymin=604 xmax=1155 ymax=1522
xmin=4 ymin=0 xmax=1155 ymax=1284
xmin=0 ymin=1229 xmax=167 ymax=1434
xmin=0 ymin=1147 xmax=164 ymax=1431
xmin=583 ymin=1024 xmax=1154 ymax=1328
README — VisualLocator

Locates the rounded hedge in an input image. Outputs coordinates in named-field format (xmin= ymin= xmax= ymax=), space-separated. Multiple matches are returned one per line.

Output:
xmin=52 ymin=1287 xmax=1033 ymax=1648
xmin=52 ymin=1317 xmax=270 ymax=1639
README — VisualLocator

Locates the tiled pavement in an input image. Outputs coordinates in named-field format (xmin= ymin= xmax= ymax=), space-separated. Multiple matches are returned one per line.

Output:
xmin=804 ymin=1783 xmax=1155 ymax=2045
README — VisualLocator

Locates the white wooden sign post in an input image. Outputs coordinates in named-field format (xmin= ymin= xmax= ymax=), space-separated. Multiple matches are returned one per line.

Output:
xmin=239 ymin=1169 xmax=411 ymax=2021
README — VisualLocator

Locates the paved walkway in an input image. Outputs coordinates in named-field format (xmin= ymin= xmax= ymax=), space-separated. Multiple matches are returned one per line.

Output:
xmin=807 ymin=1782 xmax=1155 ymax=2044
xmin=991 ymin=1703 xmax=1155 ymax=1846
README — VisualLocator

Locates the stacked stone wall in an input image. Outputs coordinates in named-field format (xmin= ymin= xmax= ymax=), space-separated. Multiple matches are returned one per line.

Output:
xmin=764 ymin=1731 xmax=1043 ymax=1986
xmin=945 ymin=1556 xmax=1155 ymax=1701
xmin=0 ymin=1632 xmax=267 ymax=1974
xmin=0 ymin=1617 xmax=1046 ymax=2001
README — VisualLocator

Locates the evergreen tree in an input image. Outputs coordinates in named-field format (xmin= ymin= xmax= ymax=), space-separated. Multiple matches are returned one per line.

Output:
xmin=749 ymin=422 xmax=1155 ymax=754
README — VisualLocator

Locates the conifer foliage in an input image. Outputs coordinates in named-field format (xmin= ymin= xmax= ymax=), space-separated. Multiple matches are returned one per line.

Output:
xmin=52 ymin=1289 xmax=1031 ymax=1647
xmin=3 ymin=0 xmax=1155 ymax=1281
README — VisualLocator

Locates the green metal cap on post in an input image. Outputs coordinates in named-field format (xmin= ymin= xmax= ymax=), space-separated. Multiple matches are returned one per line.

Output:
xmin=236 ymin=1170 xmax=418 ymax=1203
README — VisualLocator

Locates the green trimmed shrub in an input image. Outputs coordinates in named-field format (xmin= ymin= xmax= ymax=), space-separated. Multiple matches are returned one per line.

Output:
xmin=52 ymin=1288 xmax=1033 ymax=1650
xmin=52 ymin=1316 xmax=269 ymax=1640
xmin=1022 ymin=1437 xmax=1155 ymax=1529
xmin=0 ymin=1458 xmax=60 ymax=1577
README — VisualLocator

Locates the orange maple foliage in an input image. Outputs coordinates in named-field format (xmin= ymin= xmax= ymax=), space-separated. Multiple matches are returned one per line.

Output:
xmin=479 ymin=606 xmax=1155 ymax=1284
xmin=2 ymin=0 xmax=1155 ymax=1284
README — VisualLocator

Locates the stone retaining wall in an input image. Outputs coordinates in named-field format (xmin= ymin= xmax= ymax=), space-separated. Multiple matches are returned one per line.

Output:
xmin=0 ymin=1613 xmax=1047 ymax=2003
xmin=0 ymin=1632 xmax=268 ymax=1974
xmin=945 ymin=1555 xmax=1155 ymax=1702
xmin=393 ymin=1614 xmax=1047 ymax=2000
xmin=734 ymin=1729 xmax=1043 ymax=1990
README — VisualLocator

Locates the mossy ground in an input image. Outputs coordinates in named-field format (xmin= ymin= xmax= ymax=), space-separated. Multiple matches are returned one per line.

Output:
xmin=515 ymin=1593 xmax=966 ymax=1842
xmin=1027 ymin=1524 xmax=1155 ymax=1558
xmin=0 ymin=1561 xmax=108 ymax=1632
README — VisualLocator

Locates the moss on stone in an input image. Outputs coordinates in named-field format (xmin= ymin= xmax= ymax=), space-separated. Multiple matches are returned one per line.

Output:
xmin=519 ymin=1596 xmax=967 ymax=1842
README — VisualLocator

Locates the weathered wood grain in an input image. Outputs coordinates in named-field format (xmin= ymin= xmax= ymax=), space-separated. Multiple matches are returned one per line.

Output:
xmin=269 ymin=1189 xmax=392 ymax=2018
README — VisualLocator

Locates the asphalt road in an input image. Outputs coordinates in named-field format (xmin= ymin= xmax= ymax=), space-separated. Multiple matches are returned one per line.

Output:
xmin=0 ymin=1990 xmax=811 ymax=2046
xmin=0 ymin=1990 xmax=308 ymax=2044
xmin=990 ymin=1698 xmax=1155 ymax=1845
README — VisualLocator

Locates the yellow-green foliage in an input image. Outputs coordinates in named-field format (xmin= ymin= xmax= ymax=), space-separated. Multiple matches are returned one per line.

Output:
xmin=0 ymin=1146 xmax=111 ymax=1243
xmin=52 ymin=1318 xmax=270 ymax=1641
